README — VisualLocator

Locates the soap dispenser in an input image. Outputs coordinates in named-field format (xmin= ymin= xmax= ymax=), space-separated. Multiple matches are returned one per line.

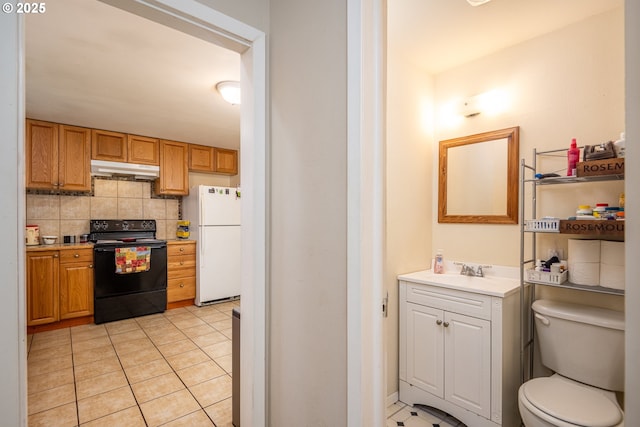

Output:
xmin=434 ymin=249 xmax=444 ymax=274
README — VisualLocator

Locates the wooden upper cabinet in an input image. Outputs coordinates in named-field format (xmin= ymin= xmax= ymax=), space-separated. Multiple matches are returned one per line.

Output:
xmin=26 ymin=119 xmax=91 ymax=191
xmin=26 ymin=119 xmax=59 ymax=189
xmin=59 ymin=125 xmax=91 ymax=191
xmin=188 ymin=144 xmax=215 ymax=172
xmin=92 ymin=129 xmax=127 ymax=162
xmin=214 ymin=148 xmax=238 ymax=175
xmin=157 ymin=140 xmax=189 ymax=195
xmin=128 ymin=135 xmax=159 ymax=165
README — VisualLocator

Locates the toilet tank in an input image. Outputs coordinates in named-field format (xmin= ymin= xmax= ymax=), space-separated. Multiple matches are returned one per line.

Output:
xmin=532 ymin=299 xmax=625 ymax=391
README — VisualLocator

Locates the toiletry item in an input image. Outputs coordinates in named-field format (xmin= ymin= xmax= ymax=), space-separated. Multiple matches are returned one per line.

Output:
xmin=576 ymin=205 xmax=593 ymax=216
xmin=567 ymin=138 xmax=580 ymax=176
xmin=26 ymin=224 xmax=40 ymax=246
xmin=593 ymin=203 xmax=608 ymax=218
xmin=434 ymin=249 xmax=444 ymax=274
xmin=619 ymin=193 xmax=625 ymax=209
xmin=613 ymin=132 xmax=625 ymax=157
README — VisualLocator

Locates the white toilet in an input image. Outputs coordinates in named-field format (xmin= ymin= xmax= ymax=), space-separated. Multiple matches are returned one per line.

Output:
xmin=518 ymin=299 xmax=625 ymax=427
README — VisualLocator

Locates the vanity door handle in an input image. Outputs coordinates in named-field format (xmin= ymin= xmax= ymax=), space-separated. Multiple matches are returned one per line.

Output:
xmin=443 ymin=322 xmax=450 ymax=328
xmin=436 ymin=320 xmax=443 ymax=326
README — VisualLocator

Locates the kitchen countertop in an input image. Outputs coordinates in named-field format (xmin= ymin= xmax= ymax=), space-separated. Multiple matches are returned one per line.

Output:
xmin=398 ymin=269 xmax=520 ymax=298
xmin=26 ymin=243 xmax=94 ymax=252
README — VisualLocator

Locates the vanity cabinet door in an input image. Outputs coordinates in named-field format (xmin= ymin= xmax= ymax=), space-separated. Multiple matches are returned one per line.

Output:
xmin=444 ymin=311 xmax=491 ymax=419
xmin=406 ymin=302 xmax=444 ymax=397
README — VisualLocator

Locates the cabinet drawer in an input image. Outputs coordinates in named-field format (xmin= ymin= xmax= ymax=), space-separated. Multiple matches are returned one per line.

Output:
xmin=168 ymin=263 xmax=196 ymax=280
xmin=168 ymin=276 xmax=196 ymax=302
xmin=168 ymin=257 xmax=196 ymax=272
xmin=59 ymin=249 xmax=93 ymax=264
xmin=168 ymin=243 xmax=196 ymax=257
xmin=404 ymin=282 xmax=492 ymax=320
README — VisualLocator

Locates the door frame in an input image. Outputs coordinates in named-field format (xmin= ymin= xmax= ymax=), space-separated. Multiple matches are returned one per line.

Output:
xmin=90 ymin=0 xmax=269 ymax=423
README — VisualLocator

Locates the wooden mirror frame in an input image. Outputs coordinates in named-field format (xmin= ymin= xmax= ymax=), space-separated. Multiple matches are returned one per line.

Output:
xmin=438 ymin=126 xmax=520 ymax=224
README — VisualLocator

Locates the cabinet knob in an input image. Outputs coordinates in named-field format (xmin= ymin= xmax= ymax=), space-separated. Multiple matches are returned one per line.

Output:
xmin=53 ymin=254 xmax=59 ymax=258
xmin=436 ymin=320 xmax=443 ymax=325
xmin=179 ymin=283 xmax=184 ymax=288
xmin=443 ymin=322 xmax=450 ymax=328
xmin=74 ymin=253 xmax=80 ymax=258
xmin=88 ymin=264 xmax=93 ymax=268
xmin=180 ymin=261 xmax=184 ymax=265
xmin=179 ymin=247 xmax=184 ymax=252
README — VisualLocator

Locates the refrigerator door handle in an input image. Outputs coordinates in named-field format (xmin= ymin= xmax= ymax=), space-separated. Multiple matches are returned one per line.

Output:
xmin=201 ymin=227 xmax=206 ymax=258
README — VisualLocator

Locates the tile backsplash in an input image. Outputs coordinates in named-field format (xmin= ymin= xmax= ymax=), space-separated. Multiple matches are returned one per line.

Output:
xmin=26 ymin=179 xmax=180 ymax=240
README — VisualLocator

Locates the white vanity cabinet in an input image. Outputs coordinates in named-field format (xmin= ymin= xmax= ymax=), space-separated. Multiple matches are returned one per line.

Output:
xmin=399 ymin=271 xmax=521 ymax=427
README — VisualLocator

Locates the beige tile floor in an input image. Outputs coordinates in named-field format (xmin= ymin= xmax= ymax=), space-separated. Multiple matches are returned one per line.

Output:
xmin=29 ymin=300 xmax=467 ymax=427
xmin=27 ymin=301 xmax=239 ymax=427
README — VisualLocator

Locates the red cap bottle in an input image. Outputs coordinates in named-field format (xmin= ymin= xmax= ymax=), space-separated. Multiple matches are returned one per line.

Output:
xmin=567 ymin=138 xmax=580 ymax=176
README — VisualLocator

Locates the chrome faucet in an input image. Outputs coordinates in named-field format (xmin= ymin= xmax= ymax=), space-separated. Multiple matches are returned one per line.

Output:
xmin=456 ymin=262 xmax=491 ymax=277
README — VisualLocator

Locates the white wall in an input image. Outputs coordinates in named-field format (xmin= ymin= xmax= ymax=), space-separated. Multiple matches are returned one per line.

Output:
xmin=0 ymin=12 xmax=26 ymax=427
xmin=384 ymin=35 xmax=434 ymax=398
xmin=432 ymin=8 xmax=624 ymax=270
xmin=624 ymin=0 xmax=640 ymax=420
xmin=268 ymin=1 xmax=349 ymax=424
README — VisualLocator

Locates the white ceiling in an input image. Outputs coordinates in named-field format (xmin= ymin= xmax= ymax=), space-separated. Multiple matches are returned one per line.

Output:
xmin=390 ymin=0 xmax=623 ymax=74
xmin=25 ymin=0 xmax=623 ymax=149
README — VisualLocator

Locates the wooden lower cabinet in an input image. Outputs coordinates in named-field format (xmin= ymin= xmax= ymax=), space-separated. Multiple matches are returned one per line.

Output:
xmin=59 ymin=249 xmax=94 ymax=320
xmin=26 ymin=251 xmax=59 ymax=326
xmin=27 ymin=248 xmax=94 ymax=327
xmin=167 ymin=241 xmax=196 ymax=305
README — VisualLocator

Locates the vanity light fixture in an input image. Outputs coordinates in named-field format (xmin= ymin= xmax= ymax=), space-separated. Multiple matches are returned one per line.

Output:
xmin=458 ymin=89 xmax=509 ymax=118
xmin=216 ymin=80 xmax=241 ymax=105
xmin=466 ymin=0 xmax=491 ymax=6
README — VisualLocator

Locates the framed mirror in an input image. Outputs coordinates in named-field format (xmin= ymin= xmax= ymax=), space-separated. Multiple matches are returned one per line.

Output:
xmin=438 ymin=126 xmax=519 ymax=224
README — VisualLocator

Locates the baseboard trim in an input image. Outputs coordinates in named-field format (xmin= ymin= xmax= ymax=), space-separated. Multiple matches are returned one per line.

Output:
xmin=387 ymin=391 xmax=399 ymax=407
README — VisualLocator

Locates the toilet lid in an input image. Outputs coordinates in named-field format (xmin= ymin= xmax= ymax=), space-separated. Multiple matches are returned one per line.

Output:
xmin=523 ymin=377 xmax=622 ymax=427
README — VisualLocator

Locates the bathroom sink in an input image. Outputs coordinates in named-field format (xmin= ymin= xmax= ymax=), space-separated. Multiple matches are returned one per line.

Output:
xmin=397 ymin=269 xmax=519 ymax=297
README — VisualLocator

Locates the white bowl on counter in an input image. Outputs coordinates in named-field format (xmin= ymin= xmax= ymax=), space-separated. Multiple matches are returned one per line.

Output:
xmin=42 ymin=236 xmax=57 ymax=245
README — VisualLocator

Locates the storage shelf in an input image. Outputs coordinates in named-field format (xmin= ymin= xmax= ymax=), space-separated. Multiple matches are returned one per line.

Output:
xmin=523 ymin=279 xmax=624 ymax=296
xmin=524 ymin=220 xmax=625 ymax=237
xmin=526 ymin=174 xmax=624 ymax=185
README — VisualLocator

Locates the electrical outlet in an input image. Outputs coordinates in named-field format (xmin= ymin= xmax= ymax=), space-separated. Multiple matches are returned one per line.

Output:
xmin=548 ymin=248 xmax=564 ymax=259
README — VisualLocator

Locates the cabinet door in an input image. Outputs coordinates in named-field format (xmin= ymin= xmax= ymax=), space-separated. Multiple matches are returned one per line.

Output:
xmin=59 ymin=261 xmax=94 ymax=319
xmin=26 ymin=251 xmax=59 ymax=326
xmin=189 ymin=144 xmax=215 ymax=172
xmin=128 ymin=135 xmax=159 ymax=165
xmin=59 ymin=125 xmax=91 ymax=191
xmin=406 ymin=302 xmax=444 ymax=397
xmin=26 ymin=119 xmax=59 ymax=190
xmin=157 ymin=140 xmax=189 ymax=195
xmin=214 ymin=148 xmax=238 ymax=175
xmin=444 ymin=311 xmax=491 ymax=418
xmin=92 ymin=129 xmax=127 ymax=162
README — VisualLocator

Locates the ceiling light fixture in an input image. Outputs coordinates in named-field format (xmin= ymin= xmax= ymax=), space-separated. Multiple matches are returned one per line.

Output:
xmin=466 ymin=0 xmax=491 ymax=6
xmin=216 ymin=81 xmax=241 ymax=105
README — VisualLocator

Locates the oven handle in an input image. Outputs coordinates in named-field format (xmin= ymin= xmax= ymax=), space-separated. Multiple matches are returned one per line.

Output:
xmin=94 ymin=244 xmax=167 ymax=252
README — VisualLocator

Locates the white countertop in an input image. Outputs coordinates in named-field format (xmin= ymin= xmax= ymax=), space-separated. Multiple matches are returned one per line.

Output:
xmin=398 ymin=268 xmax=520 ymax=298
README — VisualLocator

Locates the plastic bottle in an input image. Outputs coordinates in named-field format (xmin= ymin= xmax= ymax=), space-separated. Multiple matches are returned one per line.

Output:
xmin=614 ymin=132 xmax=625 ymax=158
xmin=567 ymin=138 xmax=580 ymax=176
xmin=434 ymin=249 xmax=444 ymax=274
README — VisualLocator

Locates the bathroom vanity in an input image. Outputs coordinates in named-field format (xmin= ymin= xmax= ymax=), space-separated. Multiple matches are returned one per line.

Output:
xmin=398 ymin=269 xmax=521 ymax=427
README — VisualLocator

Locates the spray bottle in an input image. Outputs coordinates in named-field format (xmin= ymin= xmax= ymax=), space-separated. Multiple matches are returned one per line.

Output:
xmin=434 ymin=249 xmax=444 ymax=274
xmin=567 ymin=138 xmax=580 ymax=176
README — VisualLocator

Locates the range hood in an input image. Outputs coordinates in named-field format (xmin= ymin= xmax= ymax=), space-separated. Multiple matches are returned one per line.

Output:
xmin=91 ymin=160 xmax=160 ymax=180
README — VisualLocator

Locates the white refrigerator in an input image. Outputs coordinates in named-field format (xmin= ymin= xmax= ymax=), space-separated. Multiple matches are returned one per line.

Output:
xmin=182 ymin=185 xmax=241 ymax=305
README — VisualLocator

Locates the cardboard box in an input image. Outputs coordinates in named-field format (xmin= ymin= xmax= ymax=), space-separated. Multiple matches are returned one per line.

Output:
xmin=576 ymin=157 xmax=624 ymax=177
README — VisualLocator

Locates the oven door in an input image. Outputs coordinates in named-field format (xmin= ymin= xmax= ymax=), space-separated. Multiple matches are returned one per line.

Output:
xmin=93 ymin=243 xmax=167 ymax=323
